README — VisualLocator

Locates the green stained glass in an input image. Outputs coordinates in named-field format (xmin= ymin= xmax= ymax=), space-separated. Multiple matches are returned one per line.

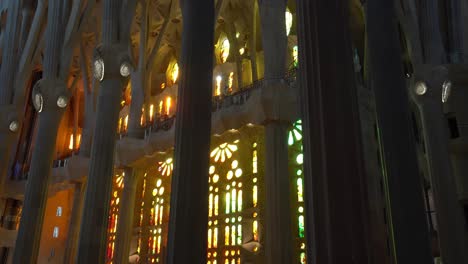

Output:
xmin=298 ymin=215 xmax=305 ymax=238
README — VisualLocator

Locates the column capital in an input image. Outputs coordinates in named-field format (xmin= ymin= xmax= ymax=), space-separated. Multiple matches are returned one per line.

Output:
xmin=31 ymin=79 xmax=70 ymax=113
xmin=92 ymin=44 xmax=134 ymax=82
xmin=0 ymin=105 xmax=20 ymax=133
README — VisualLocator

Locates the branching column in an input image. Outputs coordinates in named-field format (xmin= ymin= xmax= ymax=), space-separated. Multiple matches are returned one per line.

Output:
xmin=0 ymin=0 xmax=21 ymax=193
xmin=114 ymin=168 xmax=141 ymax=263
xmin=366 ymin=0 xmax=433 ymax=262
xmin=165 ymin=0 xmax=215 ymax=263
xmin=296 ymin=0 xmax=373 ymax=262
xmin=258 ymin=0 xmax=294 ymax=263
xmin=76 ymin=0 xmax=132 ymax=262
xmin=410 ymin=68 xmax=468 ymax=263
xmin=13 ymin=0 xmax=69 ymax=262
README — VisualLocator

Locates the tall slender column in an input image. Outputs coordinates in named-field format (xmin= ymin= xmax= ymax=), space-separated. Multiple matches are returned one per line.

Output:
xmin=448 ymin=0 xmax=465 ymax=62
xmin=263 ymin=123 xmax=293 ymax=263
xmin=13 ymin=1 xmax=69 ymax=262
xmin=63 ymin=182 xmax=85 ymax=264
xmin=114 ymin=168 xmax=140 ymax=263
xmin=76 ymin=0 xmax=131 ymax=262
xmin=411 ymin=71 xmax=468 ymax=263
xmin=296 ymin=0 xmax=373 ymax=263
xmin=419 ymin=0 xmax=446 ymax=64
xmin=0 ymin=0 xmax=21 ymax=194
xmin=165 ymin=0 xmax=215 ymax=263
xmin=258 ymin=0 xmax=294 ymax=263
xmin=366 ymin=0 xmax=433 ymax=263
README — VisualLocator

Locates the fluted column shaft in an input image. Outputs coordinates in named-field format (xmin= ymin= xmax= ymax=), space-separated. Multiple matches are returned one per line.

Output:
xmin=448 ymin=0 xmax=465 ymax=62
xmin=114 ymin=168 xmax=140 ymax=263
xmin=419 ymin=0 xmax=446 ymax=64
xmin=258 ymin=0 xmax=294 ymax=263
xmin=296 ymin=0 xmax=372 ymax=263
xmin=165 ymin=0 xmax=214 ymax=263
xmin=13 ymin=1 xmax=67 ymax=262
xmin=365 ymin=0 xmax=433 ymax=263
xmin=13 ymin=109 xmax=64 ymax=263
xmin=0 ymin=1 xmax=21 ymax=193
xmin=76 ymin=79 xmax=124 ymax=262
xmin=63 ymin=182 xmax=85 ymax=264
xmin=264 ymin=123 xmax=294 ymax=264
xmin=0 ymin=0 xmax=20 ymax=105
xmin=412 ymin=94 xmax=468 ymax=263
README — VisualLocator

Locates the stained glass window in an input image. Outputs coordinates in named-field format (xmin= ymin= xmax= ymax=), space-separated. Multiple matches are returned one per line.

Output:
xmin=288 ymin=120 xmax=307 ymax=263
xmin=106 ymin=172 xmax=125 ymax=262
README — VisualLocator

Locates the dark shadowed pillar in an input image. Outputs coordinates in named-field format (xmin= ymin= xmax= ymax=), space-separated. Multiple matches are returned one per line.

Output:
xmin=165 ymin=0 xmax=215 ymax=263
xmin=13 ymin=1 xmax=69 ymax=262
xmin=366 ymin=0 xmax=433 ymax=263
xmin=76 ymin=0 xmax=131 ymax=262
xmin=258 ymin=0 xmax=294 ymax=263
xmin=296 ymin=0 xmax=372 ymax=263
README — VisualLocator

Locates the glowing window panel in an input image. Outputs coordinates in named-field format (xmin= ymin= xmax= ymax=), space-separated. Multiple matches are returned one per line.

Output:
xmin=209 ymin=193 xmax=214 ymax=217
xmin=158 ymin=158 xmax=173 ymax=177
xmin=252 ymin=149 xmax=258 ymax=174
xmin=226 ymin=193 xmax=230 ymax=214
xmin=171 ymin=63 xmax=179 ymax=84
xmin=297 ymin=178 xmax=304 ymax=202
xmin=231 ymin=189 xmax=237 ymax=213
xmin=225 ymin=226 xmax=230 ymax=245
xmin=285 ymin=9 xmax=293 ymax=36
xmin=237 ymin=190 xmax=242 ymax=212
xmin=214 ymin=227 xmax=218 ymax=248
xmin=228 ymin=72 xmax=234 ymax=93
xmin=211 ymin=142 xmax=238 ymax=163
xmin=298 ymin=215 xmax=305 ymax=238
xmin=214 ymin=195 xmax=219 ymax=216
xmin=165 ymin=97 xmax=172 ymax=115
xmin=293 ymin=46 xmax=299 ymax=67
xmin=220 ymin=38 xmax=230 ymax=63
xmin=216 ymin=76 xmax=222 ymax=96
xmin=208 ymin=229 xmax=213 ymax=248
xmin=253 ymin=220 xmax=258 ymax=241
xmin=253 ymin=185 xmax=258 ymax=207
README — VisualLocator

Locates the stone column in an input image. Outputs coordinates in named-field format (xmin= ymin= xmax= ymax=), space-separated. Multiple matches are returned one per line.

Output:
xmin=263 ymin=122 xmax=293 ymax=264
xmin=165 ymin=0 xmax=214 ymax=263
xmin=76 ymin=0 xmax=131 ymax=262
xmin=419 ymin=0 xmax=446 ymax=64
xmin=410 ymin=68 xmax=468 ymax=264
xmin=114 ymin=168 xmax=140 ymax=263
xmin=296 ymin=0 xmax=374 ymax=263
xmin=365 ymin=0 xmax=433 ymax=263
xmin=63 ymin=182 xmax=85 ymax=264
xmin=0 ymin=0 xmax=21 ymax=193
xmin=258 ymin=0 xmax=295 ymax=263
xmin=448 ymin=0 xmax=465 ymax=63
xmin=13 ymin=0 xmax=69 ymax=262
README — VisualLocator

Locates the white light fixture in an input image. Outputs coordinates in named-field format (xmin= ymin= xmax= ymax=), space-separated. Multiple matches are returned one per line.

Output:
xmin=415 ymin=82 xmax=427 ymax=96
xmin=57 ymin=96 xmax=68 ymax=108
xmin=33 ymin=93 xmax=44 ymax=112
xmin=93 ymin=58 xmax=105 ymax=81
xmin=9 ymin=121 xmax=18 ymax=132
xmin=120 ymin=62 xmax=131 ymax=77
xmin=442 ymin=80 xmax=452 ymax=103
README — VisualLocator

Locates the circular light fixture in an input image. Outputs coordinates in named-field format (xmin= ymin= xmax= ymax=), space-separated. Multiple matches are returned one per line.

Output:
xmin=442 ymin=80 xmax=452 ymax=103
xmin=9 ymin=121 xmax=18 ymax=132
xmin=120 ymin=62 xmax=131 ymax=77
xmin=33 ymin=93 xmax=44 ymax=112
xmin=93 ymin=58 xmax=105 ymax=81
xmin=415 ymin=82 xmax=427 ymax=96
xmin=57 ymin=96 xmax=68 ymax=108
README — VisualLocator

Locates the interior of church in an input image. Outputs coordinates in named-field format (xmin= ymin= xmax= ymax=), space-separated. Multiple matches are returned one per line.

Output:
xmin=0 ymin=0 xmax=467 ymax=263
